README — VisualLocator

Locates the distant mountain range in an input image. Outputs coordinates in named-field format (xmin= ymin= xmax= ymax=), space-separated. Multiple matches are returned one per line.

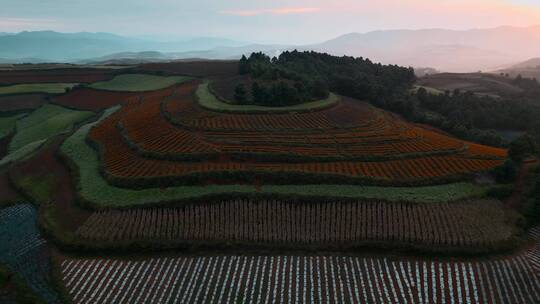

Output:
xmin=311 ymin=26 xmax=540 ymax=72
xmin=511 ymin=58 xmax=540 ymax=69
xmin=1 ymin=26 xmax=540 ymax=72
xmin=0 ymin=31 xmax=246 ymax=62
xmin=495 ymin=57 xmax=540 ymax=79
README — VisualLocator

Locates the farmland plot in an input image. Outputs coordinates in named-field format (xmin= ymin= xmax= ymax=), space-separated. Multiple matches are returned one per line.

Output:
xmin=8 ymin=104 xmax=93 ymax=153
xmin=88 ymin=83 xmax=505 ymax=186
xmin=76 ymin=199 xmax=513 ymax=249
xmin=60 ymin=238 xmax=540 ymax=304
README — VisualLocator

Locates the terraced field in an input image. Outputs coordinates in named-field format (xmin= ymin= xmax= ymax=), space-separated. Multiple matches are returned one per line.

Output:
xmin=0 ymin=59 xmax=532 ymax=304
xmin=82 ymin=81 xmax=505 ymax=188
xmin=59 ymin=232 xmax=540 ymax=304
xmin=76 ymin=199 xmax=513 ymax=249
xmin=61 ymin=109 xmax=491 ymax=207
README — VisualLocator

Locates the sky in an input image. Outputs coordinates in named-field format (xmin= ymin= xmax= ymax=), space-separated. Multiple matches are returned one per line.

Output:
xmin=1 ymin=0 xmax=540 ymax=44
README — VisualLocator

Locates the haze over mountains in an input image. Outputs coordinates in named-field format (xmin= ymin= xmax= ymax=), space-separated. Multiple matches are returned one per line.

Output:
xmin=1 ymin=25 xmax=539 ymax=72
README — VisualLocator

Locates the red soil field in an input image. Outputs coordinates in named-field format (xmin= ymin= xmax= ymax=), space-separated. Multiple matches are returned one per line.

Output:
xmin=0 ymin=94 xmax=48 ymax=112
xmin=134 ymin=60 xmax=239 ymax=78
xmin=85 ymin=81 xmax=505 ymax=184
xmin=91 ymin=103 xmax=503 ymax=183
xmin=53 ymin=87 xmax=139 ymax=112
xmin=53 ymin=84 xmax=188 ymax=112
xmin=0 ymin=68 xmax=115 ymax=85
xmin=121 ymin=81 xmax=503 ymax=161
xmin=76 ymin=199 xmax=512 ymax=248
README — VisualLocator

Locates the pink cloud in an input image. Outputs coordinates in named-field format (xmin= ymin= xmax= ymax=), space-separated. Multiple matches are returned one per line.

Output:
xmin=0 ymin=18 xmax=61 ymax=30
xmin=220 ymin=7 xmax=320 ymax=17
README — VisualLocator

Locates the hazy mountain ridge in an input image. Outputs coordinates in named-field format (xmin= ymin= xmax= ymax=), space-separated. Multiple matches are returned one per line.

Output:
xmin=1 ymin=26 xmax=540 ymax=72
xmin=495 ymin=57 xmax=540 ymax=79
xmin=311 ymin=26 xmax=540 ymax=72
xmin=512 ymin=58 xmax=540 ymax=69
xmin=0 ymin=31 xmax=247 ymax=62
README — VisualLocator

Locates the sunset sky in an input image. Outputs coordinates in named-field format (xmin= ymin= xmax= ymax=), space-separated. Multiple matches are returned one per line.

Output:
xmin=1 ymin=0 xmax=540 ymax=43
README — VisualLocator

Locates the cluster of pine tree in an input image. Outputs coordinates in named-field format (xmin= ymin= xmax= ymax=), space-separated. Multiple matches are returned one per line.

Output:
xmin=236 ymin=50 xmax=415 ymax=106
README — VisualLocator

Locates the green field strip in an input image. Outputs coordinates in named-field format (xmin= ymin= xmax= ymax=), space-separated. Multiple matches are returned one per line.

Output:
xmin=89 ymin=74 xmax=191 ymax=92
xmin=0 ymin=83 xmax=77 ymax=95
xmin=9 ymin=104 xmax=93 ymax=153
xmin=198 ymin=81 xmax=339 ymax=113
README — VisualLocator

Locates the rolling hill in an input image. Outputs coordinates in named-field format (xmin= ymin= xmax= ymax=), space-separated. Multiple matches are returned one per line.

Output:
xmin=0 ymin=31 xmax=246 ymax=62
xmin=311 ymin=26 xmax=540 ymax=72
xmin=496 ymin=57 xmax=540 ymax=79
xmin=3 ymin=26 xmax=540 ymax=72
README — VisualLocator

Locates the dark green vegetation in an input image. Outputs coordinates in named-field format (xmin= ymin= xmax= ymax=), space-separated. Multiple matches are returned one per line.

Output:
xmin=407 ymin=73 xmax=540 ymax=149
xmin=525 ymin=164 xmax=540 ymax=225
xmin=8 ymin=104 xmax=93 ymax=153
xmin=0 ymin=113 xmax=25 ymax=138
xmin=198 ymin=81 xmax=339 ymax=113
xmin=233 ymin=51 xmax=415 ymax=107
xmin=0 ymin=266 xmax=46 ymax=304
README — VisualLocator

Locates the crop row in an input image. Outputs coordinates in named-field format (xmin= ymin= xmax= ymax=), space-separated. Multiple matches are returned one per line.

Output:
xmin=60 ymin=248 xmax=540 ymax=304
xmin=527 ymin=227 xmax=540 ymax=274
xmin=63 ymin=107 xmax=491 ymax=208
xmin=91 ymin=113 xmax=503 ymax=183
xmin=113 ymin=81 xmax=505 ymax=165
xmin=75 ymin=199 xmax=511 ymax=248
xmin=128 ymin=81 xmax=475 ymax=160
xmin=90 ymin=100 xmax=503 ymax=184
xmin=167 ymin=89 xmax=378 ymax=131
xmin=0 ymin=204 xmax=61 ymax=303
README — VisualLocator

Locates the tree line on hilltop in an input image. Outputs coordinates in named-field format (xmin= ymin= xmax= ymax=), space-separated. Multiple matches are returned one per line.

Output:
xmin=236 ymin=51 xmax=415 ymax=107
